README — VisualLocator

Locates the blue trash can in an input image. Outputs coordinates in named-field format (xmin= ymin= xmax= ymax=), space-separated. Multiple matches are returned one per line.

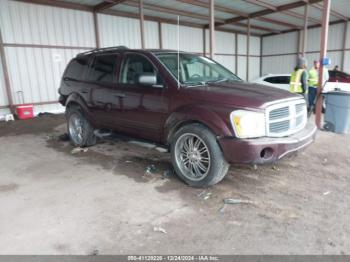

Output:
xmin=324 ymin=91 xmax=350 ymax=134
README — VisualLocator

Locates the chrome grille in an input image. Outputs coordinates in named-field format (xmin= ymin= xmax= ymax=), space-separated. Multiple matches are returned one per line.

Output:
xmin=267 ymin=100 xmax=307 ymax=137
xmin=269 ymin=120 xmax=290 ymax=133
xmin=269 ymin=106 xmax=289 ymax=121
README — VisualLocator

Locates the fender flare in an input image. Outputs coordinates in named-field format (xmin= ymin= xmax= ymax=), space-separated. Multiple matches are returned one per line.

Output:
xmin=164 ymin=105 xmax=232 ymax=144
xmin=65 ymin=93 xmax=91 ymax=116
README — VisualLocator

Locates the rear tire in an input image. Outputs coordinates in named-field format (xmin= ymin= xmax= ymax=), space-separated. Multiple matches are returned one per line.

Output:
xmin=66 ymin=105 xmax=96 ymax=147
xmin=170 ymin=123 xmax=229 ymax=187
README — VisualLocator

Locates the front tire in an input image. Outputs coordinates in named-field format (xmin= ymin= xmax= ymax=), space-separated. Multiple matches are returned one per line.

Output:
xmin=66 ymin=105 xmax=96 ymax=147
xmin=170 ymin=124 xmax=229 ymax=187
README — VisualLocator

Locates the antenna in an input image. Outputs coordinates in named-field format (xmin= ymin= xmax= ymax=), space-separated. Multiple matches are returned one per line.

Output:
xmin=177 ymin=15 xmax=180 ymax=89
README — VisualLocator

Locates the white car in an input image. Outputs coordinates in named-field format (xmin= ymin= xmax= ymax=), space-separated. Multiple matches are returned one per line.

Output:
xmin=253 ymin=74 xmax=290 ymax=91
xmin=253 ymin=71 xmax=350 ymax=93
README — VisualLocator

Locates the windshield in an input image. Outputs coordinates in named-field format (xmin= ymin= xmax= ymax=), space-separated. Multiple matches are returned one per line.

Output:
xmin=156 ymin=53 xmax=241 ymax=86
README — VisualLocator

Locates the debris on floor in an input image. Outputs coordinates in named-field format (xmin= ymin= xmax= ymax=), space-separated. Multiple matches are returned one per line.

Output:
xmin=223 ymin=198 xmax=254 ymax=205
xmin=155 ymin=147 xmax=168 ymax=153
xmin=145 ymin=164 xmax=157 ymax=175
xmin=198 ymin=191 xmax=212 ymax=200
xmin=253 ymin=164 xmax=258 ymax=170
xmin=0 ymin=114 xmax=15 ymax=122
xmin=129 ymin=140 xmax=156 ymax=149
xmin=70 ymin=147 xmax=88 ymax=154
xmin=272 ymin=165 xmax=280 ymax=171
xmin=323 ymin=191 xmax=331 ymax=195
xmin=153 ymin=226 xmax=167 ymax=234
xmin=94 ymin=129 xmax=112 ymax=138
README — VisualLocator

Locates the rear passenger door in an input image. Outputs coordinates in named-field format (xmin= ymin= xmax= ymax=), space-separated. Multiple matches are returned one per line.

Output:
xmin=84 ymin=54 xmax=123 ymax=128
xmin=116 ymin=53 xmax=168 ymax=142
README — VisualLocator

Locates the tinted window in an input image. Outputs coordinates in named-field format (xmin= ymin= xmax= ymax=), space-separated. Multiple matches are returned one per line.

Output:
xmin=329 ymin=70 xmax=336 ymax=78
xmin=87 ymin=55 xmax=117 ymax=83
xmin=265 ymin=76 xmax=290 ymax=84
xmin=120 ymin=54 xmax=163 ymax=85
xmin=64 ymin=56 xmax=89 ymax=80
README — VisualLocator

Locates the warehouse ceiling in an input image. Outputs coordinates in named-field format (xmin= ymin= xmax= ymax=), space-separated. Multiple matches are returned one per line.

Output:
xmin=28 ymin=0 xmax=350 ymax=36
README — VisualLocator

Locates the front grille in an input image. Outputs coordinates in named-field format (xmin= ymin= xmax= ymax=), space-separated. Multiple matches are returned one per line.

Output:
xmin=269 ymin=106 xmax=289 ymax=121
xmin=269 ymin=120 xmax=290 ymax=133
xmin=267 ymin=100 xmax=307 ymax=137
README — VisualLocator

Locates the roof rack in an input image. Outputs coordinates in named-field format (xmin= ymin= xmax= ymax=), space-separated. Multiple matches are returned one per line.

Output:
xmin=77 ymin=46 xmax=128 ymax=56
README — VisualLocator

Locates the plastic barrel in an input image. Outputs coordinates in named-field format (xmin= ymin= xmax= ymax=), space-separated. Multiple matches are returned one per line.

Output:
xmin=324 ymin=91 xmax=350 ymax=134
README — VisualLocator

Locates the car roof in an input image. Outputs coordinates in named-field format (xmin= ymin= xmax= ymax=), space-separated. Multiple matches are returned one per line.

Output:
xmin=76 ymin=46 xmax=195 ymax=58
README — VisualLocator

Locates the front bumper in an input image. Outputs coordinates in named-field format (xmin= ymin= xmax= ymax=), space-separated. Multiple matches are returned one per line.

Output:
xmin=218 ymin=122 xmax=317 ymax=164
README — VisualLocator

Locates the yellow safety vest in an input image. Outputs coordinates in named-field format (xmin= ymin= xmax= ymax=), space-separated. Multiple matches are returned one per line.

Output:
xmin=308 ymin=68 xmax=318 ymax=87
xmin=290 ymin=69 xmax=305 ymax=93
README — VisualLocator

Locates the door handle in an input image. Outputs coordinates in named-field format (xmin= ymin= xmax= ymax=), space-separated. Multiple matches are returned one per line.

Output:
xmin=114 ymin=93 xmax=126 ymax=98
xmin=81 ymin=89 xmax=89 ymax=94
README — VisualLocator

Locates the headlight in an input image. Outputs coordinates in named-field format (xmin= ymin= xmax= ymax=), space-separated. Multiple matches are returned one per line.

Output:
xmin=230 ymin=110 xmax=266 ymax=138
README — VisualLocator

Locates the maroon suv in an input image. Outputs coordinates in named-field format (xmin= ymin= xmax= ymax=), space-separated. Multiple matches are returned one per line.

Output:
xmin=59 ymin=46 xmax=316 ymax=187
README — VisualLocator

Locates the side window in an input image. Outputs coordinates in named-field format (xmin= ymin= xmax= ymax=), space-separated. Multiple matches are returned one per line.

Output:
xmin=120 ymin=54 xmax=163 ymax=85
xmin=87 ymin=55 xmax=118 ymax=84
xmin=264 ymin=76 xmax=278 ymax=84
xmin=280 ymin=76 xmax=290 ymax=84
xmin=64 ymin=56 xmax=89 ymax=80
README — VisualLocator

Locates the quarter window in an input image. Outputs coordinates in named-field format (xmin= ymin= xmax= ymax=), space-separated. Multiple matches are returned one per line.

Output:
xmin=64 ymin=56 xmax=89 ymax=80
xmin=87 ymin=55 xmax=118 ymax=84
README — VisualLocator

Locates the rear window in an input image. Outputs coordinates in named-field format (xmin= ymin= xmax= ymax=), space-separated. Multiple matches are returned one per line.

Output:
xmin=87 ymin=54 xmax=118 ymax=84
xmin=64 ymin=56 xmax=89 ymax=81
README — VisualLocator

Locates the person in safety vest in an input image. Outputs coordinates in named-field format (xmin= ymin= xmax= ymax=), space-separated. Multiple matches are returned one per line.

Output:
xmin=308 ymin=60 xmax=319 ymax=109
xmin=308 ymin=60 xmax=329 ymax=113
xmin=290 ymin=57 xmax=309 ymax=104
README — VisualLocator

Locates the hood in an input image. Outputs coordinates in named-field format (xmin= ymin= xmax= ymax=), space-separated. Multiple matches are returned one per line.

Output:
xmin=181 ymin=81 xmax=300 ymax=109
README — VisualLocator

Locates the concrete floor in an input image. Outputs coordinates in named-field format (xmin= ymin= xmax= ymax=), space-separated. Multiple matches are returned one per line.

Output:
xmin=0 ymin=114 xmax=349 ymax=255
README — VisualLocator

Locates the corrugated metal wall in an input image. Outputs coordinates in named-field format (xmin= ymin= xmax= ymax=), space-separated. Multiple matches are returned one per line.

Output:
xmin=0 ymin=55 xmax=9 ymax=107
xmin=0 ymin=0 xmax=96 ymax=114
xmin=262 ymin=22 xmax=350 ymax=75
xmin=203 ymin=30 xmax=260 ymax=81
xmin=0 ymin=0 xmax=263 ymax=116
xmin=162 ymin=24 xmax=203 ymax=53
xmin=0 ymin=1 xmax=96 ymax=47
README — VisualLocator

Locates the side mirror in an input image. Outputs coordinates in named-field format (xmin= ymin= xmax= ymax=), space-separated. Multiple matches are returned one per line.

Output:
xmin=138 ymin=74 xmax=157 ymax=86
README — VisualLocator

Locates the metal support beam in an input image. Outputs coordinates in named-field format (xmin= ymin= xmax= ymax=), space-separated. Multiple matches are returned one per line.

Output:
xmin=158 ymin=22 xmax=163 ymax=49
xmin=94 ymin=0 xmax=127 ymax=12
xmin=203 ymin=28 xmax=206 ymax=56
xmin=246 ymin=18 xmax=251 ymax=81
xmin=315 ymin=0 xmax=331 ymax=129
xmin=209 ymin=0 xmax=215 ymax=59
xmin=139 ymin=0 xmax=145 ymax=49
xmin=0 ymin=27 xmax=14 ymax=113
xmin=260 ymin=36 xmax=263 ymax=77
xmin=297 ymin=29 xmax=301 ymax=55
xmin=235 ymin=33 xmax=238 ymax=75
xmin=342 ymin=21 xmax=348 ymax=71
xmin=302 ymin=4 xmax=309 ymax=56
xmin=220 ymin=0 xmax=323 ymax=26
xmin=93 ymin=12 xmax=100 ymax=48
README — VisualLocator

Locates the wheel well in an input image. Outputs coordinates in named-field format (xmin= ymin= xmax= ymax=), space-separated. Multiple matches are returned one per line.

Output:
xmin=66 ymin=101 xmax=80 ymax=110
xmin=166 ymin=120 xmax=213 ymax=145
